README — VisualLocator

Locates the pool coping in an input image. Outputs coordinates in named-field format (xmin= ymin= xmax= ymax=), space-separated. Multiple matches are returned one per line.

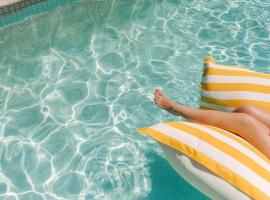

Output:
xmin=0 ymin=0 xmax=45 ymax=17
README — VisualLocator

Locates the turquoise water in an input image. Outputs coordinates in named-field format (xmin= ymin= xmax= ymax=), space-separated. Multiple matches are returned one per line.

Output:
xmin=0 ymin=0 xmax=270 ymax=199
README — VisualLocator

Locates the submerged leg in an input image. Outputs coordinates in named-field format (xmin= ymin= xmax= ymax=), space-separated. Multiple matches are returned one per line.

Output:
xmin=153 ymin=89 xmax=270 ymax=159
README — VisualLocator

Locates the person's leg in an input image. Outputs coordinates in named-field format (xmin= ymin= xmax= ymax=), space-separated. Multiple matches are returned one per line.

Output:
xmin=154 ymin=89 xmax=270 ymax=159
xmin=233 ymin=104 xmax=270 ymax=129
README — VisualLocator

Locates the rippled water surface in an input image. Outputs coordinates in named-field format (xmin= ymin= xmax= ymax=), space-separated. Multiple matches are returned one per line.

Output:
xmin=0 ymin=0 xmax=270 ymax=199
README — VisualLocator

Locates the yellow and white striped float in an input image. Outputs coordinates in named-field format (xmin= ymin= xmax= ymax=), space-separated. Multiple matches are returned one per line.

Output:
xmin=137 ymin=57 xmax=270 ymax=200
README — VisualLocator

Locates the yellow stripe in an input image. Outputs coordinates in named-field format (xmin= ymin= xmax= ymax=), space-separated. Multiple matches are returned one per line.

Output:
xmin=204 ymin=68 xmax=270 ymax=79
xmin=165 ymin=122 xmax=270 ymax=182
xmin=199 ymin=105 xmax=232 ymax=111
xmin=202 ymin=83 xmax=270 ymax=94
xmin=204 ymin=55 xmax=216 ymax=64
xmin=206 ymin=125 xmax=270 ymax=164
xmin=137 ymin=127 xmax=269 ymax=199
xmin=201 ymin=96 xmax=270 ymax=111
xmin=199 ymin=106 xmax=215 ymax=110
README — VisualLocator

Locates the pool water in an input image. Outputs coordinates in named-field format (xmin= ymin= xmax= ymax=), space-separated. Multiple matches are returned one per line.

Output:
xmin=0 ymin=0 xmax=270 ymax=199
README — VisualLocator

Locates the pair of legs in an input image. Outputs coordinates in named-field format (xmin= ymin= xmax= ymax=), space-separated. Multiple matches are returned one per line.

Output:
xmin=153 ymin=89 xmax=270 ymax=160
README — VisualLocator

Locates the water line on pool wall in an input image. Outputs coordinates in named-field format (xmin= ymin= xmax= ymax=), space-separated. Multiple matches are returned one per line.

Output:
xmin=0 ymin=0 xmax=78 ymax=27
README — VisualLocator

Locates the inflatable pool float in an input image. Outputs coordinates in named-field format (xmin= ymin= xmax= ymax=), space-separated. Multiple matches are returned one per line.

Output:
xmin=137 ymin=57 xmax=270 ymax=200
xmin=160 ymin=143 xmax=252 ymax=200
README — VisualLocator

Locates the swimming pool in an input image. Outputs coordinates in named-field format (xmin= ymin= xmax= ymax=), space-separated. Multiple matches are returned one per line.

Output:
xmin=0 ymin=0 xmax=269 ymax=199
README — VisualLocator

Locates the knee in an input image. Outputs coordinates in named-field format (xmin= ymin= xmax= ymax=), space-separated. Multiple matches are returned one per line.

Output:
xmin=233 ymin=104 xmax=257 ymax=115
xmin=236 ymin=113 xmax=260 ymax=128
xmin=237 ymin=113 xmax=269 ymax=132
xmin=237 ymin=113 xmax=253 ymax=124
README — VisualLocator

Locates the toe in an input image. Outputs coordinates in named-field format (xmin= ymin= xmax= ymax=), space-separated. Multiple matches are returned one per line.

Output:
xmin=154 ymin=93 xmax=159 ymax=98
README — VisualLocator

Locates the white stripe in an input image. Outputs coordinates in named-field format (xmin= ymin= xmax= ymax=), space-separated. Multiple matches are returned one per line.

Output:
xmin=202 ymin=90 xmax=270 ymax=102
xmin=184 ymin=122 xmax=270 ymax=172
xmin=203 ymin=75 xmax=270 ymax=86
xmin=200 ymin=101 xmax=233 ymax=111
xmin=207 ymin=63 xmax=251 ymax=72
xmin=151 ymin=123 xmax=270 ymax=195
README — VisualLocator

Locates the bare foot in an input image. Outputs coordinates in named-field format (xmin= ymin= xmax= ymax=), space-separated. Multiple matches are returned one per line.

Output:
xmin=154 ymin=89 xmax=172 ymax=110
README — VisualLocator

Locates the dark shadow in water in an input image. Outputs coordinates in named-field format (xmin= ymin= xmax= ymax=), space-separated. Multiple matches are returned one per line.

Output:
xmin=144 ymin=151 xmax=209 ymax=200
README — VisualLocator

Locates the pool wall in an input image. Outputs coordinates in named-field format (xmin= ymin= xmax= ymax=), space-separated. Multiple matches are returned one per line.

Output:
xmin=0 ymin=0 xmax=77 ymax=27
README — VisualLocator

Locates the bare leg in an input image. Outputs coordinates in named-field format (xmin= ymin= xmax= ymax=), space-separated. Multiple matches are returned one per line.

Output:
xmin=233 ymin=104 xmax=270 ymax=129
xmin=154 ymin=89 xmax=270 ymax=159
